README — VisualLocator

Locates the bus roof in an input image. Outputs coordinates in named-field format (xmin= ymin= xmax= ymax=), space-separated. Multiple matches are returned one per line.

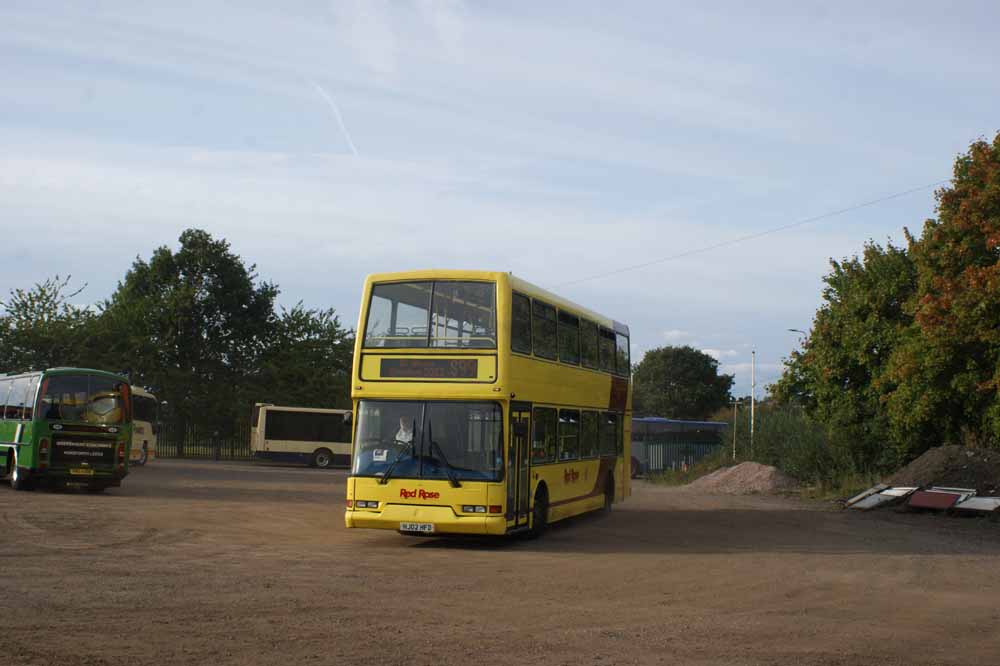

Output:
xmin=255 ymin=403 xmax=350 ymax=414
xmin=363 ymin=270 xmax=629 ymax=337
xmin=131 ymin=386 xmax=157 ymax=399
xmin=0 ymin=367 xmax=129 ymax=381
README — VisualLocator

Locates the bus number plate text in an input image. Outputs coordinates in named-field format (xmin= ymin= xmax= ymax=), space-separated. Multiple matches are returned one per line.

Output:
xmin=399 ymin=522 xmax=434 ymax=534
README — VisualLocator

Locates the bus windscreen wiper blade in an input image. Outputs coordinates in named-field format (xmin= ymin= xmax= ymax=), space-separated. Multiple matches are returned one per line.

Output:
xmin=378 ymin=418 xmax=415 ymax=484
xmin=430 ymin=438 xmax=462 ymax=488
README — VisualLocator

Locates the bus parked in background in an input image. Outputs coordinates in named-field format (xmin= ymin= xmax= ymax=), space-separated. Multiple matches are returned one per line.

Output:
xmin=345 ymin=270 xmax=631 ymax=537
xmin=250 ymin=404 xmax=352 ymax=469
xmin=130 ymin=386 xmax=159 ymax=465
xmin=1 ymin=368 xmax=132 ymax=491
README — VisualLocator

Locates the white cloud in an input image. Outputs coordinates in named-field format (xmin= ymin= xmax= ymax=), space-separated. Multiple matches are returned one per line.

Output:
xmin=701 ymin=348 xmax=739 ymax=361
xmin=662 ymin=329 xmax=691 ymax=343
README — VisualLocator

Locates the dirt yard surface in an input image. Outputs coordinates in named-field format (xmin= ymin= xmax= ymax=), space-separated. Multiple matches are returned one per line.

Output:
xmin=4 ymin=460 xmax=1000 ymax=666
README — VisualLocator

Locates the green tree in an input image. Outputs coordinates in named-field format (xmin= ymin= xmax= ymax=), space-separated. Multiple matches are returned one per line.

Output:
xmin=253 ymin=303 xmax=354 ymax=409
xmin=0 ymin=276 xmax=104 ymax=372
xmin=632 ymin=345 xmax=733 ymax=419
xmin=772 ymin=241 xmax=916 ymax=470
xmin=102 ymin=229 xmax=280 ymax=431
xmin=886 ymin=134 xmax=1000 ymax=453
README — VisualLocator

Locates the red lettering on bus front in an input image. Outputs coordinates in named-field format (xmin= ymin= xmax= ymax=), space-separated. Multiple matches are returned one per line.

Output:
xmin=399 ymin=488 xmax=441 ymax=500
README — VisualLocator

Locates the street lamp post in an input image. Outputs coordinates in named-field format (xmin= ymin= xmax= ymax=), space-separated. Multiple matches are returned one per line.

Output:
xmin=731 ymin=398 xmax=740 ymax=461
xmin=750 ymin=350 xmax=756 ymax=457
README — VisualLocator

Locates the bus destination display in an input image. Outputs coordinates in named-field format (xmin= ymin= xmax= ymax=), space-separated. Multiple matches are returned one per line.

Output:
xmin=380 ymin=358 xmax=478 ymax=379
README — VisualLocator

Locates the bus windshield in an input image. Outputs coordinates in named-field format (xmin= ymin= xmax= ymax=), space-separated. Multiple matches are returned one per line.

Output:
xmin=353 ymin=400 xmax=503 ymax=481
xmin=39 ymin=375 xmax=129 ymax=425
xmin=363 ymin=281 xmax=497 ymax=349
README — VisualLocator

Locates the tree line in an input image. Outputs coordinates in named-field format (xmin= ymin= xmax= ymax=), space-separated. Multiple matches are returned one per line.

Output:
xmin=772 ymin=133 xmax=1000 ymax=473
xmin=0 ymin=229 xmax=353 ymax=434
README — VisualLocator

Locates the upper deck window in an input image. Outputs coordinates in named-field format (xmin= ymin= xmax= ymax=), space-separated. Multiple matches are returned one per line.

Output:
xmin=364 ymin=281 xmax=496 ymax=349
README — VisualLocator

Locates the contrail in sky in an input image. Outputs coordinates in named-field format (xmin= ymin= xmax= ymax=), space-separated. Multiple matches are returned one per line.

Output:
xmin=308 ymin=79 xmax=359 ymax=156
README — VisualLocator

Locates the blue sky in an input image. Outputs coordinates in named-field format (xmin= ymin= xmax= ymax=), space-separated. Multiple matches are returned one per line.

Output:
xmin=2 ymin=1 xmax=998 ymax=396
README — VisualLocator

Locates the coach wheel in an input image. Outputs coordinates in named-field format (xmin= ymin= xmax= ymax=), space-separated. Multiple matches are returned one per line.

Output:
xmin=529 ymin=487 xmax=549 ymax=538
xmin=312 ymin=448 xmax=333 ymax=469
xmin=136 ymin=445 xmax=148 ymax=466
xmin=10 ymin=449 xmax=31 ymax=491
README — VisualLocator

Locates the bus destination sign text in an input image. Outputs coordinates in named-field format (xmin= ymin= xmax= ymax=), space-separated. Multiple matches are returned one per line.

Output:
xmin=380 ymin=358 xmax=479 ymax=379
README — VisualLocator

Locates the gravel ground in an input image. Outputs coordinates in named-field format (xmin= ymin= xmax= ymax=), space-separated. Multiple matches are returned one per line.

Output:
xmin=685 ymin=461 xmax=798 ymax=494
xmin=3 ymin=459 xmax=1000 ymax=666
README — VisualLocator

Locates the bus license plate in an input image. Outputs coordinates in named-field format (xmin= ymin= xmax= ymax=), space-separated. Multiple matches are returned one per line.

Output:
xmin=70 ymin=468 xmax=95 ymax=476
xmin=400 ymin=522 xmax=434 ymax=534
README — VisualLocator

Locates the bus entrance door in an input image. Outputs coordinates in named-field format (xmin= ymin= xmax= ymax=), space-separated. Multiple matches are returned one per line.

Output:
xmin=508 ymin=403 xmax=532 ymax=529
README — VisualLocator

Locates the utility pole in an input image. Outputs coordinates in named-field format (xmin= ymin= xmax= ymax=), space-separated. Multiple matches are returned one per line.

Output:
xmin=750 ymin=349 xmax=756 ymax=456
xmin=731 ymin=398 xmax=739 ymax=461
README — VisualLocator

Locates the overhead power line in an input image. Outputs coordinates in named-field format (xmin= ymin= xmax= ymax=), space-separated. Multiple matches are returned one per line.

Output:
xmin=556 ymin=179 xmax=949 ymax=288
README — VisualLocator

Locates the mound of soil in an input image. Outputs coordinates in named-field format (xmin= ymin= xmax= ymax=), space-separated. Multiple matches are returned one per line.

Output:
xmin=686 ymin=461 xmax=799 ymax=495
xmin=888 ymin=445 xmax=1000 ymax=496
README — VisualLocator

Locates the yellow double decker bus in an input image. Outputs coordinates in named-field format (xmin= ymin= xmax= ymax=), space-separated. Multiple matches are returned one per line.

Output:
xmin=345 ymin=270 xmax=631 ymax=537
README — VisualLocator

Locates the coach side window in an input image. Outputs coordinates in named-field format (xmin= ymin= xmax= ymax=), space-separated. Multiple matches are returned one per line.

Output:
xmin=5 ymin=377 xmax=28 ymax=420
xmin=580 ymin=320 xmax=599 ymax=369
xmin=558 ymin=311 xmax=580 ymax=365
xmin=599 ymin=328 xmax=616 ymax=373
xmin=558 ymin=409 xmax=580 ymax=460
xmin=531 ymin=407 xmax=557 ymax=463
xmin=0 ymin=380 xmax=11 ymax=420
xmin=511 ymin=292 xmax=532 ymax=354
xmin=532 ymin=301 xmax=557 ymax=360
xmin=615 ymin=333 xmax=630 ymax=376
xmin=580 ymin=411 xmax=599 ymax=458
xmin=617 ymin=413 xmax=624 ymax=455
xmin=21 ymin=376 xmax=38 ymax=420
xmin=599 ymin=412 xmax=618 ymax=456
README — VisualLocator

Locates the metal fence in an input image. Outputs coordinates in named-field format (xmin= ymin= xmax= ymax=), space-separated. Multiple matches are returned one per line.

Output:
xmin=156 ymin=421 xmax=252 ymax=460
xmin=634 ymin=440 xmax=724 ymax=475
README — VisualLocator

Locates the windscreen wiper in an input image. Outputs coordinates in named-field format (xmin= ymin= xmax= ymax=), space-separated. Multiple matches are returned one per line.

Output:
xmin=428 ymin=426 xmax=462 ymax=488
xmin=378 ymin=418 xmax=416 ymax=485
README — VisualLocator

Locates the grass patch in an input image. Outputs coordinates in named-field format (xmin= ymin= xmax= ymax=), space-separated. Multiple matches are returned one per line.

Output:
xmin=798 ymin=471 xmax=881 ymax=502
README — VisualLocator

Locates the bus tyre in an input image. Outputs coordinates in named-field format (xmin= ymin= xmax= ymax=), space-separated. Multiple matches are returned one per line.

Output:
xmin=529 ymin=487 xmax=548 ymax=538
xmin=604 ymin=475 xmax=615 ymax=512
xmin=136 ymin=446 xmax=148 ymax=466
xmin=311 ymin=448 xmax=333 ymax=469
xmin=10 ymin=450 xmax=31 ymax=491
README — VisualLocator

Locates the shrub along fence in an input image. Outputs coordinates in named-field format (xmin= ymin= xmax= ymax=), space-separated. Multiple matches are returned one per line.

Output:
xmin=157 ymin=421 xmax=252 ymax=460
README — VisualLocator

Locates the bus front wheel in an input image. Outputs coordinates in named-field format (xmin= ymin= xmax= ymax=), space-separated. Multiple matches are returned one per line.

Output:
xmin=311 ymin=448 xmax=333 ymax=469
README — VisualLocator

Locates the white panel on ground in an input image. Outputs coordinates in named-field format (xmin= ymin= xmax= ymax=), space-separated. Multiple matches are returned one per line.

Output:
xmin=846 ymin=484 xmax=889 ymax=507
xmin=850 ymin=493 xmax=902 ymax=511
xmin=953 ymin=497 xmax=1000 ymax=513
xmin=880 ymin=487 xmax=919 ymax=498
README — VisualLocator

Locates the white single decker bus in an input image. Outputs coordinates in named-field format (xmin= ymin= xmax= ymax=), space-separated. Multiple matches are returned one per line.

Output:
xmin=130 ymin=386 xmax=159 ymax=465
xmin=250 ymin=404 xmax=352 ymax=469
